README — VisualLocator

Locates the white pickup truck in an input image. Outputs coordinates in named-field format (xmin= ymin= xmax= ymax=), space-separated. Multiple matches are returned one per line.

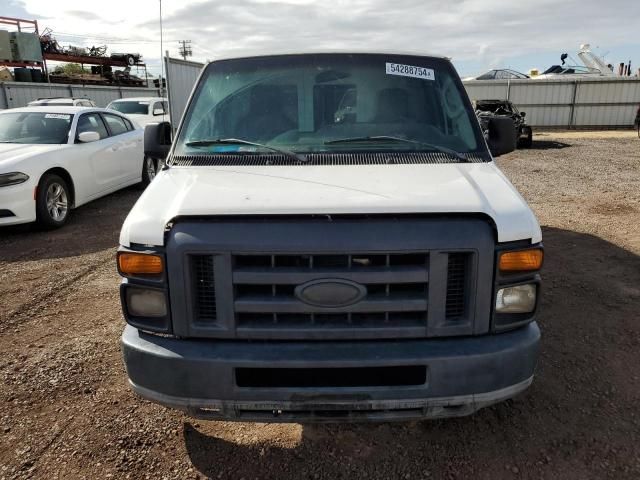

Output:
xmin=117 ymin=52 xmax=543 ymax=422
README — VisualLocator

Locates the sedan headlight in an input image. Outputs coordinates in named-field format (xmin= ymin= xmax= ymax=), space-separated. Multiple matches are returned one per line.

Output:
xmin=0 ymin=172 xmax=29 ymax=187
xmin=496 ymin=284 xmax=537 ymax=313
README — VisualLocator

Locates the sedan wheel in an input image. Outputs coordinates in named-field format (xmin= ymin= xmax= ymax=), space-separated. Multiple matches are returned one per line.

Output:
xmin=146 ymin=157 xmax=157 ymax=181
xmin=36 ymin=173 xmax=71 ymax=229
xmin=141 ymin=156 xmax=158 ymax=188
xmin=46 ymin=182 xmax=69 ymax=221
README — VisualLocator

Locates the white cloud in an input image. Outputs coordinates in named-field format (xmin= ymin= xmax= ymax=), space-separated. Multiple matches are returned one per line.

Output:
xmin=11 ymin=0 xmax=640 ymax=75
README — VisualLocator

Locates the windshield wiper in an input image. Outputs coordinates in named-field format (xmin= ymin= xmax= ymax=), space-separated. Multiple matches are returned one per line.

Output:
xmin=324 ymin=135 xmax=468 ymax=162
xmin=185 ymin=138 xmax=307 ymax=163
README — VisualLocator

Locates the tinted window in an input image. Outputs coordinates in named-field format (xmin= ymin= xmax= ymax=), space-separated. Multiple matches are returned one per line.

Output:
xmin=476 ymin=71 xmax=497 ymax=80
xmin=76 ymin=113 xmax=108 ymax=140
xmin=102 ymin=113 xmax=129 ymax=136
xmin=108 ymin=101 xmax=149 ymax=115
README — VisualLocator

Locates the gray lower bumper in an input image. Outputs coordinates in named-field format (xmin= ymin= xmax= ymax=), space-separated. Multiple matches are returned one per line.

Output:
xmin=121 ymin=323 xmax=540 ymax=422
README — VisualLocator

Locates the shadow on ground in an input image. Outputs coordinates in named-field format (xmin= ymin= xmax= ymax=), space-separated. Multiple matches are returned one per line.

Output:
xmin=0 ymin=186 xmax=142 ymax=262
xmin=181 ymin=226 xmax=640 ymax=479
xmin=528 ymin=140 xmax=571 ymax=150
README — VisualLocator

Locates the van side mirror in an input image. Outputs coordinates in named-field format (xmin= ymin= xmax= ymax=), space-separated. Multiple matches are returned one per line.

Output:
xmin=144 ymin=121 xmax=172 ymax=160
xmin=487 ymin=116 xmax=517 ymax=157
xmin=153 ymin=108 xmax=164 ymax=116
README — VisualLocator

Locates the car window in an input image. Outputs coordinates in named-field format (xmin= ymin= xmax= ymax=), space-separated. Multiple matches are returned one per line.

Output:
xmin=0 ymin=112 xmax=72 ymax=144
xmin=76 ymin=113 xmax=109 ymax=140
xmin=102 ymin=113 xmax=129 ymax=136
xmin=108 ymin=101 xmax=149 ymax=115
xmin=123 ymin=118 xmax=134 ymax=131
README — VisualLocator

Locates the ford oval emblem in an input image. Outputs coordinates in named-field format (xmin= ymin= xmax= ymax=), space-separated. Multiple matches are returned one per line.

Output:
xmin=295 ymin=279 xmax=367 ymax=308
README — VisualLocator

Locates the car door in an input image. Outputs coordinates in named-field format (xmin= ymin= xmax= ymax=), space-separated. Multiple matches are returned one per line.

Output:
xmin=74 ymin=112 xmax=122 ymax=197
xmin=101 ymin=112 xmax=143 ymax=183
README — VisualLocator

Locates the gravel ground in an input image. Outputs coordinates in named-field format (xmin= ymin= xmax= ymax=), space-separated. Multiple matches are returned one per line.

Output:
xmin=1 ymin=132 xmax=639 ymax=479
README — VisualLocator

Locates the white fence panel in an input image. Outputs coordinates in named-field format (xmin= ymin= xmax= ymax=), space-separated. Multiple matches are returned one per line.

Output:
xmin=464 ymin=77 xmax=640 ymax=128
xmin=165 ymin=56 xmax=204 ymax=129
xmin=0 ymin=81 xmax=160 ymax=109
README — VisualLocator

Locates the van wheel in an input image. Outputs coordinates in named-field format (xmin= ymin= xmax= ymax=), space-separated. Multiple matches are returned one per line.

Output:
xmin=36 ymin=174 xmax=70 ymax=229
xmin=141 ymin=156 xmax=157 ymax=188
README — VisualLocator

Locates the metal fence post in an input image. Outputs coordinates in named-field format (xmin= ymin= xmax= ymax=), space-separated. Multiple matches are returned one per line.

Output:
xmin=506 ymin=80 xmax=511 ymax=101
xmin=569 ymin=80 xmax=578 ymax=129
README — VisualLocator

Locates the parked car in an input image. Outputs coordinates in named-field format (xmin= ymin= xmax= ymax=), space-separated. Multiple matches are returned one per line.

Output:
xmin=0 ymin=106 xmax=153 ymax=229
xmin=119 ymin=52 xmax=541 ymax=423
xmin=475 ymin=99 xmax=533 ymax=148
xmin=27 ymin=97 xmax=96 ymax=107
xmin=106 ymin=97 xmax=170 ymax=128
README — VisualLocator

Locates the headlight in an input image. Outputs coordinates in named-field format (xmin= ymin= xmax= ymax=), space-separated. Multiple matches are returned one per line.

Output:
xmin=496 ymin=284 xmax=536 ymax=313
xmin=0 ymin=172 xmax=29 ymax=187
xmin=125 ymin=287 xmax=167 ymax=317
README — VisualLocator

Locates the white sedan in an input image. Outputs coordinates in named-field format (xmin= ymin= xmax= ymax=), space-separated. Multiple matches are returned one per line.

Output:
xmin=0 ymin=106 xmax=155 ymax=228
xmin=106 ymin=97 xmax=170 ymax=128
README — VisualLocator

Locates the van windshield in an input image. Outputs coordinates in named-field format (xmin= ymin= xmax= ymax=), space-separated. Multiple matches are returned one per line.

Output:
xmin=174 ymin=53 xmax=486 ymax=158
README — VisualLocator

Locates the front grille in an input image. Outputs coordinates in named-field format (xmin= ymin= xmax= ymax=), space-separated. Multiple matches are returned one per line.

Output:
xmin=446 ymin=253 xmax=468 ymax=318
xmin=232 ymin=253 xmax=429 ymax=332
xmin=192 ymin=255 xmax=217 ymax=322
xmin=174 ymin=217 xmax=493 ymax=339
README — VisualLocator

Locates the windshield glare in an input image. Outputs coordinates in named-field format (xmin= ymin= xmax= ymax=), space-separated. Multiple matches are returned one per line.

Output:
xmin=175 ymin=54 xmax=485 ymax=157
xmin=0 ymin=112 xmax=72 ymax=144
xmin=108 ymin=101 xmax=149 ymax=115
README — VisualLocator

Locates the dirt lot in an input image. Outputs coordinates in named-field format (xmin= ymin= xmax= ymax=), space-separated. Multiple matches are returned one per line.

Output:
xmin=1 ymin=132 xmax=639 ymax=480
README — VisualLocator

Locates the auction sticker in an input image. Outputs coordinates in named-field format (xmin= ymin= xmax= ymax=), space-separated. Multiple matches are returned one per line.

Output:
xmin=44 ymin=114 xmax=71 ymax=119
xmin=386 ymin=62 xmax=435 ymax=80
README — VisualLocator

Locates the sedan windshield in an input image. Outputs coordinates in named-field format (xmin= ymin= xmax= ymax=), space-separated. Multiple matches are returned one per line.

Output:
xmin=0 ymin=112 xmax=72 ymax=144
xmin=174 ymin=53 xmax=486 ymax=158
xmin=108 ymin=101 xmax=149 ymax=115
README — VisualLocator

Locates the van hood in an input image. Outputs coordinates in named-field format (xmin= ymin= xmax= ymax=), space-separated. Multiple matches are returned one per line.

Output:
xmin=0 ymin=143 xmax=64 ymax=170
xmin=120 ymin=163 xmax=541 ymax=247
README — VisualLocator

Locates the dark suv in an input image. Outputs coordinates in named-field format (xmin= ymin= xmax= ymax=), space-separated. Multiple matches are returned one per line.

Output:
xmin=476 ymin=100 xmax=532 ymax=148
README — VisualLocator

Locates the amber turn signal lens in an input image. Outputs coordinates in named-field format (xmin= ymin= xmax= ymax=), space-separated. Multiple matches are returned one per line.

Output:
xmin=118 ymin=252 xmax=163 ymax=276
xmin=499 ymin=249 xmax=543 ymax=272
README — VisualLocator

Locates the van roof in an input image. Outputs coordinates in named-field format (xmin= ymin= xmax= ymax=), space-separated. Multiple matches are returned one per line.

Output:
xmin=207 ymin=50 xmax=451 ymax=65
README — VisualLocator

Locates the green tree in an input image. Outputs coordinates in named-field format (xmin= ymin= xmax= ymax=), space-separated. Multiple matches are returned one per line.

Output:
xmin=52 ymin=63 xmax=90 ymax=75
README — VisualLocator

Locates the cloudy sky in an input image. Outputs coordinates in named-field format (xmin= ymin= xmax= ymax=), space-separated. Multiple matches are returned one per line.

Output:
xmin=6 ymin=0 xmax=640 ymax=77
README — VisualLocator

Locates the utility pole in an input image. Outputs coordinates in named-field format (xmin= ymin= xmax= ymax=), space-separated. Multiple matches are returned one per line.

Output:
xmin=159 ymin=0 xmax=164 ymax=95
xmin=178 ymin=40 xmax=192 ymax=61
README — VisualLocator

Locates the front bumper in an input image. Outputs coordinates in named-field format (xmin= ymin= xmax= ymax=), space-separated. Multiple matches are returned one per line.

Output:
xmin=122 ymin=322 xmax=540 ymax=422
xmin=0 ymin=180 xmax=36 ymax=226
